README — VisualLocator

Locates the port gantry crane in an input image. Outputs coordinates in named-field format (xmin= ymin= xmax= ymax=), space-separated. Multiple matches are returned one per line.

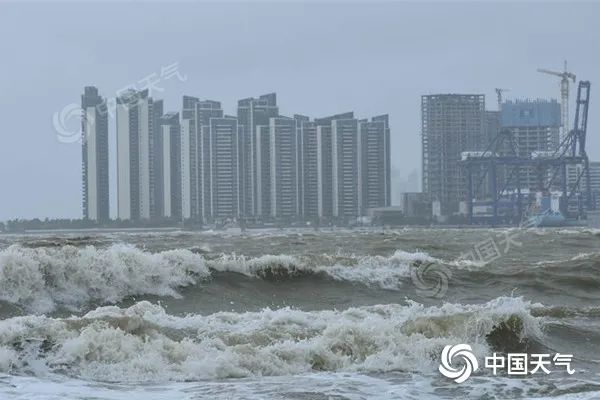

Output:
xmin=461 ymin=80 xmax=594 ymax=225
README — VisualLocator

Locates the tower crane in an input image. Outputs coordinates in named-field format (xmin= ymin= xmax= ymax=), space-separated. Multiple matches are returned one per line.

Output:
xmin=537 ymin=60 xmax=576 ymax=142
xmin=494 ymin=88 xmax=510 ymax=111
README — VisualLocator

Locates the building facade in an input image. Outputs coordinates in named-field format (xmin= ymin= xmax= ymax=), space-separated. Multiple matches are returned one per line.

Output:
xmin=116 ymin=89 xmax=161 ymax=221
xmin=269 ymin=117 xmax=298 ymax=219
xmin=180 ymin=96 xmax=199 ymax=220
xmin=207 ymin=117 xmax=240 ymax=221
xmin=255 ymin=125 xmax=271 ymax=218
xmin=592 ymin=161 xmax=600 ymax=209
xmin=501 ymin=99 xmax=561 ymax=191
xmin=81 ymin=86 xmax=109 ymax=222
xmin=359 ymin=115 xmax=391 ymax=213
xmin=83 ymin=87 xmax=391 ymax=225
xmin=332 ymin=117 xmax=360 ymax=218
xmin=297 ymin=118 xmax=319 ymax=220
xmin=237 ymin=93 xmax=279 ymax=218
xmin=314 ymin=113 xmax=355 ymax=220
xmin=422 ymin=94 xmax=486 ymax=215
xmin=316 ymin=124 xmax=333 ymax=219
xmin=567 ymin=161 xmax=600 ymax=209
xmin=157 ymin=112 xmax=181 ymax=219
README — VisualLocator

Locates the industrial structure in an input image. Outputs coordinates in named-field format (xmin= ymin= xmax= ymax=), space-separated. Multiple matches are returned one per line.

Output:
xmin=461 ymin=80 xmax=594 ymax=225
xmin=538 ymin=61 xmax=576 ymax=142
xmin=501 ymin=99 xmax=561 ymax=190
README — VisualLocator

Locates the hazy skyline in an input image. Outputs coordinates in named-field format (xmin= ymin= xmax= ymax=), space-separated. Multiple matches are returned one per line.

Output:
xmin=1 ymin=1 xmax=599 ymax=220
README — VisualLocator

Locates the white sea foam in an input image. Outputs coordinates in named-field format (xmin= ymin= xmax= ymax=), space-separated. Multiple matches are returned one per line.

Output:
xmin=0 ymin=244 xmax=209 ymax=313
xmin=206 ymin=249 xmax=438 ymax=289
xmin=207 ymin=254 xmax=306 ymax=277
xmin=314 ymin=250 xmax=436 ymax=289
xmin=534 ymin=251 xmax=600 ymax=266
xmin=0 ymin=243 xmax=466 ymax=313
xmin=0 ymin=296 xmax=541 ymax=383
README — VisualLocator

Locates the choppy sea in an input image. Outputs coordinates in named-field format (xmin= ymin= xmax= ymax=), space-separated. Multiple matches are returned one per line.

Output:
xmin=0 ymin=227 xmax=599 ymax=399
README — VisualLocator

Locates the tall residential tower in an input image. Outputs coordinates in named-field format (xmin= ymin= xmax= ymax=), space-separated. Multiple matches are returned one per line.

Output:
xmin=81 ymin=86 xmax=109 ymax=222
xmin=116 ymin=89 xmax=162 ymax=220
xmin=237 ymin=93 xmax=279 ymax=218
xmin=157 ymin=112 xmax=182 ymax=219
xmin=359 ymin=115 xmax=391 ymax=213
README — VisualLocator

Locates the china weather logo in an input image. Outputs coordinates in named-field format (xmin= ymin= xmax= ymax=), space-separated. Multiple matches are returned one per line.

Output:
xmin=439 ymin=344 xmax=479 ymax=383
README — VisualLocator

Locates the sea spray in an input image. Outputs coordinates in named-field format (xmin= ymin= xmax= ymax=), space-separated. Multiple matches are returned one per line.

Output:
xmin=0 ymin=244 xmax=209 ymax=313
xmin=0 ymin=296 xmax=543 ymax=382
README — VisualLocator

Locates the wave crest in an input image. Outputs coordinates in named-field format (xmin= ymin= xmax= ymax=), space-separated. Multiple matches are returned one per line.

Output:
xmin=0 ymin=244 xmax=209 ymax=313
xmin=208 ymin=254 xmax=310 ymax=280
xmin=0 ymin=296 xmax=542 ymax=382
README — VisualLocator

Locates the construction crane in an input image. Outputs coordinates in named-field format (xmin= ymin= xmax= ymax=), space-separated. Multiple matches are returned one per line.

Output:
xmin=537 ymin=60 xmax=576 ymax=142
xmin=494 ymin=88 xmax=510 ymax=111
xmin=461 ymin=80 xmax=594 ymax=225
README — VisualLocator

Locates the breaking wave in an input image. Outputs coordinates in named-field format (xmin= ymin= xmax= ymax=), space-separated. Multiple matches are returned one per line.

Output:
xmin=0 ymin=296 xmax=541 ymax=383
xmin=206 ymin=250 xmax=437 ymax=289
xmin=0 ymin=244 xmax=209 ymax=313
xmin=4 ymin=241 xmax=599 ymax=315
xmin=0 ymin=245 xmax=442 ymax=313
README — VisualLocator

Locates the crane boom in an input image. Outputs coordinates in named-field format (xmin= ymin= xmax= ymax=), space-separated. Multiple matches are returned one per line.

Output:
xmin=538 ymin=61 xmax=576 ymax=142
xmin=537 ymin=68 xmax=563 ymax=77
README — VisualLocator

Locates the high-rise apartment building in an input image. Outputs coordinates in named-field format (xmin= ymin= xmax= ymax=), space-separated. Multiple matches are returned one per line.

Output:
xmin=157 ymin=112 xmax=181 ymax=219
xmin=180 ymin=96 xmax=199 ymax=220
xmin=81 ymin=86 xmax=109 ymax=222
xmin=207 ymin=117 xmax=240 ymax=220
xmin=83 ymin=87 xmax=391 ymax=225
xmin=255 ymin=125 xmax=271 ymax=218
xmin=197 ymin=100 xmax=224 ymax=221
xmin=422 ymin=94 xmax=486 ymax=215
xmin=269 ymin=117 xmax=298 ymax=219
xmin=359 ymin=115 xmax=391 ymax=213
xmin=314 ymin=113 xmax=355 ymax=220
xmin=316 ymin=124 xmax=334 ymax=220
xmin=237 ymin=93 xmax=279 ymax=217
xmin=297 ymin=116 xmax=318 ymax=220
xmin=116 ymin=89 xmax=161 ymax=220
xmin=374 ymin=114 xmax=392 ymax=207
xmin=293 ymin=114 xmax=309 ymax=218
xmin=181 ymin=97 xmax=238 ymax=223
xmin=332 ymin=117 xmax=360 ymax=218
xmin=151 ymin=99 xmax=164 ymax=218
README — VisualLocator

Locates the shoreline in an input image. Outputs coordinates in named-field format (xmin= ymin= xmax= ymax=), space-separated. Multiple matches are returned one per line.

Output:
xmin=0 ymin=224 xmax=594 ymax=235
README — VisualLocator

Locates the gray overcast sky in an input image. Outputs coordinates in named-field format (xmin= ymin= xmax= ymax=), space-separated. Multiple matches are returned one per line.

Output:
xmin=0 ymin=1 xmax=599 ymax=220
